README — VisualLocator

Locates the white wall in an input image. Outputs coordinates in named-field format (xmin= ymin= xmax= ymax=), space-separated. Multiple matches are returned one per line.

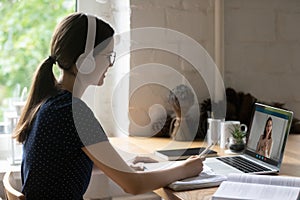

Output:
xmin=129 ymin=0 xmax=217 ymax=135
xmin=79 ymin=0 xmax=300 ymax=136
xmin=224 ymin=0 xmax=300 ymax=118
xmin=129 ymin=0 xmax=300 ymax=135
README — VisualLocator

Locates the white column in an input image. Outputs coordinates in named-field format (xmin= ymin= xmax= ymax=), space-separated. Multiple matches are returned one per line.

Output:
xmin=77 ymin=0 xmax=131 ymax=137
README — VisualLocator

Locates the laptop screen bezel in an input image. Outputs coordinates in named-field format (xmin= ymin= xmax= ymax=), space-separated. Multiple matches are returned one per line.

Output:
xmin=244 ymin=103 xmax=293 ymax=168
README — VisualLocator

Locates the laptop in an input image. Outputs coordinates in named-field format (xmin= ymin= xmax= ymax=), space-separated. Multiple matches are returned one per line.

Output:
xmin=204 ymin=103 xmax=293 ymax=175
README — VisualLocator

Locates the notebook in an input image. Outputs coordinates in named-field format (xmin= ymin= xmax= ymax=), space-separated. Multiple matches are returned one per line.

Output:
xmin=143 ymin=161 xmax=227 ymax=191
xmin=205 ymin=103 xmax=293 ymax=175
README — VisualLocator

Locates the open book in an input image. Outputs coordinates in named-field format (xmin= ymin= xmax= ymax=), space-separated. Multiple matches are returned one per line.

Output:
xmin=212 ymin=173 xmax=300 ymax=200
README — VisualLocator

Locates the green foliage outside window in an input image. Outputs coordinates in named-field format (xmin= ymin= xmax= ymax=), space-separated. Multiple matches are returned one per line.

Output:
xmin=0 ymin=0 xmax=75 ymax=120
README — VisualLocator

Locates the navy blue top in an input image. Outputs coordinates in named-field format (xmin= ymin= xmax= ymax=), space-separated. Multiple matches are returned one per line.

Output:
xmin=21 ymin=90 xmax=108 ymax=200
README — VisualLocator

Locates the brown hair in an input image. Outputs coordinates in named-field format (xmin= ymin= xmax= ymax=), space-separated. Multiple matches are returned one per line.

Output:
xmin=13 ymin=13 xmax=114 ymax=143
xmin=263 ymin=117 xmax=272 ymax=140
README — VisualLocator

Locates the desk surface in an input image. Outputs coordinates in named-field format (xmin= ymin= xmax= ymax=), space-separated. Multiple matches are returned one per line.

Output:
xmin=109 ymin=134 xmax=300 ymax=200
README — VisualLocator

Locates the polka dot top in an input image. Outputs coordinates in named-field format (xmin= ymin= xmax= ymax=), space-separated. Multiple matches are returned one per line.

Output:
xmin=21 ymin=90 xmax=108 ymax=200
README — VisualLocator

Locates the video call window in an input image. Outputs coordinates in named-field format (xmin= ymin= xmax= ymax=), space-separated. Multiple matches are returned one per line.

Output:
xmin=247 ymin=109 xmax=289 ymax=161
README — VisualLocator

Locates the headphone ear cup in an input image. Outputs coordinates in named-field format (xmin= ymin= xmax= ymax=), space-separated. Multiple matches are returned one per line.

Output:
xmin=76 ymin=53 xmax=96 ymax=74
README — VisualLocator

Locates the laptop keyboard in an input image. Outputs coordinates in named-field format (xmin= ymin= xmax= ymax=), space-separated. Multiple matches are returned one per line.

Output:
xmin=217 ymin=156 xmax=272 ymax=173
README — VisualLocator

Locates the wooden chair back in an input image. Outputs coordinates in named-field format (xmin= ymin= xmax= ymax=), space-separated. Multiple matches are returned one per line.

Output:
xmin=3 ymin=171 xmax=25 ymax=200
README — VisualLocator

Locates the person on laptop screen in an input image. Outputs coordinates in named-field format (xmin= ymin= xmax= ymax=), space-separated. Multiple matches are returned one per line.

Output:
xmin=256 ymin=117 xmax=273 ymax=157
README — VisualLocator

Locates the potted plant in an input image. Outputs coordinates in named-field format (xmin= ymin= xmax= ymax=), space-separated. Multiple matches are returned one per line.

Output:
xmin=229 ymin=124 xmax=247 ymax=152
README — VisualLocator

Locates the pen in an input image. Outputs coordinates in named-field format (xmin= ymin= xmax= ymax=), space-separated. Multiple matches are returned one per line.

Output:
xmin=199 ymin=143 xmax=214 ymax=158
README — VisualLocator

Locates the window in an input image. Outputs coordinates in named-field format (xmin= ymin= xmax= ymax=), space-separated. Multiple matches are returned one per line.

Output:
xmin=0 ymin=0 xmax=75 ymax=161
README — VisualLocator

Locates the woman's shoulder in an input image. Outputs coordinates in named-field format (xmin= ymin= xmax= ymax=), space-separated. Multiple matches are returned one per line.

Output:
xmin=37 ymin=90 xmax=72 ymax=118
xmin=40 ymin=90 xmax=82 ymax=116
xmin=45 ymin=90 xmax=72 ymax=105
xmin=39 ymin=90 xmax=94 ymax=121
xmin=44 ymin=90 xmax=87 ymax=110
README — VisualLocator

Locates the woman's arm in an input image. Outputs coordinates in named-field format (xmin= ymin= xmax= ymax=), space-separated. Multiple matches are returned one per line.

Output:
xmin=82 ymin=141 xmax=203 ymax=195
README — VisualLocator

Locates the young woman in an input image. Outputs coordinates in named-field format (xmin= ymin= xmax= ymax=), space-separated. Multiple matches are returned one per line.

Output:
xmin=13 ymin=12 xmax=204 ymax=200
xmin=256 ymin=117 xmax=273 ymax=158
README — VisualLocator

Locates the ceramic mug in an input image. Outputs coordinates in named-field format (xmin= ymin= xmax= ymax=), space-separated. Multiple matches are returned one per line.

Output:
xmin=220 ymin=121 xmax=247 ymax=149
xmin=207 ymin=118 xmax=222 ymax=145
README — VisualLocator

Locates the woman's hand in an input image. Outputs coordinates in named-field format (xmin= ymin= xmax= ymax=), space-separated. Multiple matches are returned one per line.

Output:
xmin=182 ymin=156 xmax=205 ymax=178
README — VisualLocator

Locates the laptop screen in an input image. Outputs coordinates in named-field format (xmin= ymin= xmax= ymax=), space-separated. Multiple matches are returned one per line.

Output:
xmin=245 ymin=103 xmax=293 ymax=167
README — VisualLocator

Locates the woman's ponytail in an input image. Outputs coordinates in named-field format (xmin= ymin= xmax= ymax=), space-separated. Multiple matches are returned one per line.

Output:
xmin=13 ymin=57 xmax=58 ymax=143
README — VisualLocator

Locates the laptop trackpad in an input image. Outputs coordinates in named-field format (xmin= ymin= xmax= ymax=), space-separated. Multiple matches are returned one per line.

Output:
xmin=204 ymin=158 xmax=242 ymax=175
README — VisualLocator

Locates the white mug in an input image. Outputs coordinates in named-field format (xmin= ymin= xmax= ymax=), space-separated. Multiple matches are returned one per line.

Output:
xmin=220 ymin=121 xmax=247 ymax=149
xmin=207 ymin=118 xmax=222 ymax=145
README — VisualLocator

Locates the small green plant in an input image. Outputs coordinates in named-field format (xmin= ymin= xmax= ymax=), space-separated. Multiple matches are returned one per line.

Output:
xmin=230 ymin=124 xmax=246 ymax=144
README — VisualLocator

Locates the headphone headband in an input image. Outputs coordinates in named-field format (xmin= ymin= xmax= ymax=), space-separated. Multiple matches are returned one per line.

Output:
xmin=84 ymin=15 xmax=96 ymax=57
xmin=76 ymin=14 xmax=96 ymax=74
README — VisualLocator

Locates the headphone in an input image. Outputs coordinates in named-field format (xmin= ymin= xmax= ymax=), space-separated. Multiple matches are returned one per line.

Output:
xmin=76 ymin=15 xmax=96 ymax=74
